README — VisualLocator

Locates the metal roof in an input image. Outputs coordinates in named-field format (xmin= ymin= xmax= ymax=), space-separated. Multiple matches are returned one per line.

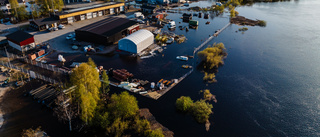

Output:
xmin=75 ymin=17 xmax=138 ymax=37
xmin=121 ymin=29 xmax=153 ymax=46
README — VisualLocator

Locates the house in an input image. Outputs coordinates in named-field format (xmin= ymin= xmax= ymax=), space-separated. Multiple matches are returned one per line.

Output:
xmin=141 ymin=5 xmax=156 ymax=14
xmin=152 ymin=13 xmax=164 ymax=20
xmin=182 ymin=13 xmax=192 ymax=21
xmin=6 ymin=30 xmax=35 ymax=52
xmin=156 ymin=0 xmax=170 ymax=5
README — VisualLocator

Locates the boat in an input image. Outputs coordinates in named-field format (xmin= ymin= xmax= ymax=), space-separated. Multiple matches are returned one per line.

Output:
xmin=182 ymin=65 xmax=193 ymax=69
xmin=206 ymin=21 xmax=210 ymax=24
xmin=198 ymin=12 xmax=202 ymax=18
xmin=168 ymin=21 xmax=176 ymax=29
xmin=189 ymin=20 xmax=199 ymax=26
xmin=166 ymin=37 xmax=174 ymax=44
xmin=176 ymin=56 xmax=188 ymax=61
xmin=204 ymin=13 xmax=209 ymax=19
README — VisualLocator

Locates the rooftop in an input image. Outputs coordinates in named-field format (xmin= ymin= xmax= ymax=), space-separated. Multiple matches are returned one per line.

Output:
xmin=76 ymin=17 xmax=138 ymax=37
xmin=6 ymin=30 xmax=33 ymax=43
xmin=56 ymin=2 xmax=122 ymax=15
xmin=31 ymin=17 xmax=59 ymax=26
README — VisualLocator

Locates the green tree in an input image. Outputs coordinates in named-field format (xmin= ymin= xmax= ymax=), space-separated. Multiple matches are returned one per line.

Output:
xmin=107 ymin=92 xmax=139 ymax=119
xmin=9 ymin=0 xmax=19 ymax=19
xmin=70 ymin=60 xmax=101 ymax=125
xmin=106 ymin=118 xmax=129 ymax=137
xmin=101 ymin=70 xmax=110 ymax=95
xmin=198 ymin=43 xmax=226 ymax=69
xmin=21 ymin=126 xmax=45 ymax=137
xmin=191 ymin=100 xmax=213 ymax=123
xmin=202 ymin=89 xmax=213 ymax=101
xmin=175 ymin=96 xmax=194 ymax=112
xmin=36 ymin=0 xmax=64 ymax=15
xmin=145 ymin=128 xmax=164 ymax=137
xmin=17 ymin=6 xmax=29 ymax=21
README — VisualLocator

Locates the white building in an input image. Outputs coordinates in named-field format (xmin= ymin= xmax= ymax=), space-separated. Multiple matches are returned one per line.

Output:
xmin=118 ymin=29 xmax=154 ymax=54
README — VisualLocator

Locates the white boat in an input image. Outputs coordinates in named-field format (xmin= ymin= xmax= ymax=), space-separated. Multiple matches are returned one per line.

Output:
xmin=176 ymin=56 xmax=188 ymax=61
xmin=166 ymin=37 xmax=174 ymax=44
xmin=168 ymin=21 xmax=176 ymax=29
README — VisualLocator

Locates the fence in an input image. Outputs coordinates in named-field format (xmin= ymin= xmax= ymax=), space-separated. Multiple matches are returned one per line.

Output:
xmin=24 ymin=58 xmax=71 ymax=75
xmin=1 ymin=61 xmax=58 ymax=84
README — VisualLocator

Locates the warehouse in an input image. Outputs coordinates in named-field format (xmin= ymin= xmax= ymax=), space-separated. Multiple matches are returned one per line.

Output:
xmin=55 ymin=2 xmax=125 ymax=24
xmin=118 ymin=29 xmax=154 ymax=54
xmin=6 ymin=30 xmax=35 ymax=52
xmin=75 ymin=17 xmax=139 ymax=45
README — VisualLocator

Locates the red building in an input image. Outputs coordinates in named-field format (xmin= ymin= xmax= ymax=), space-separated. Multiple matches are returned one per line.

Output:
xmin=6 ymin=30 xmax=35 ymax=52
xmin=152 ymin=13 xmax=164 ymax=20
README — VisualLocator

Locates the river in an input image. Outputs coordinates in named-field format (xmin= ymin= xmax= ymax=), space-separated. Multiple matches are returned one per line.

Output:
xmin=131 ymin=0 xmax=320 ymax=136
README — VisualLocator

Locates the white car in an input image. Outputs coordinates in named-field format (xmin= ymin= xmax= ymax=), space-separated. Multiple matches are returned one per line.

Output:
xmin=58 ymin=24 xmax=65 ymax=29
xmin=53 ymin=27 xmax=58 ymax=31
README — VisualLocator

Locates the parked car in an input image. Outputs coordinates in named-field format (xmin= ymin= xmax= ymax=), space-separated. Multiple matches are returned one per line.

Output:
xmin=58 ymin=24 xmax=65 ymax=29
xmin=53 ymin=27 xmax=58 ymax=31
xmin=66 ymin=33 xmax=75 ymax=40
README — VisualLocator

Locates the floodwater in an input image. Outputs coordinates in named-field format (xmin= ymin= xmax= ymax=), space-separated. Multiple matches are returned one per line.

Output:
xmin=2 ymin=0 xmax=320 ymax=136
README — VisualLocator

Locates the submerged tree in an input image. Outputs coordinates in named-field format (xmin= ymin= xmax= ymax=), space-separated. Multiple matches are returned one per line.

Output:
xmin=21 ymin=126 xmax=46 ymax=137
xmin=198 ymin=43 xmax=227 ymax=69
xmin=176 ymin=96 xmax=194 ymax=113
xmin=191 ymin=100 xmax=213 ymax=123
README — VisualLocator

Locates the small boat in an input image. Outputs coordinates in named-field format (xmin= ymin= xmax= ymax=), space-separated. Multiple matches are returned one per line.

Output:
xmin=206 ymin=21 xmax=210 ymax=24
xmin=176 ymin=56 xmax=188 ymax=61
xmin=166 ymin=37 xmax=174 ymax=44
xmin=182 ymin=65 xmax=193 ymax=69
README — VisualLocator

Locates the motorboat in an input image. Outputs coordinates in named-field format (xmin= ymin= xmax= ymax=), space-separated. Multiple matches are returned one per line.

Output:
xmin=176 ymin=56 xmax=188 ymax=61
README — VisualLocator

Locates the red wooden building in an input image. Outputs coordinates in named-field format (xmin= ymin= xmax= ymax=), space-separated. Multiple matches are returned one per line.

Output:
xmin=6 ymin=30 xmax=35 ymax=52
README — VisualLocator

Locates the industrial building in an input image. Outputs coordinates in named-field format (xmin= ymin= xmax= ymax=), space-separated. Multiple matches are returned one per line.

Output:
xmin=118 ymin=29 xmax=154 ymax=54
xmin=6 ymin=30 xmax=35 ymax=52
xmin=75 ymin=17 xmax=139 ymax=45
xmin=55 ymin=2 xmax=125 ymax=24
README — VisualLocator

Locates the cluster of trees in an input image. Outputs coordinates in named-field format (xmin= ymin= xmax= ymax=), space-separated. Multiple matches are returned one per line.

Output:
xmin=198 ymin=43 xmax=227 ymax=70
xmin=258 ymin=20 xmax=267 ymax=27
xmin=7 ymin=0 xmax=64 ymax=21
xmin=21 ymin=126 xmax=46 ymax=137
xmin=176 ymin=96 xmax=213 ymax=123
xmin=55 ymin=58 xmax=164 ymax=137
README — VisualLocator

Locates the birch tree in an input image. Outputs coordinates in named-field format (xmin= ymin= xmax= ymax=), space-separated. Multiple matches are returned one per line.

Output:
xmin=54 ymin=92 xmax=77 ymax=131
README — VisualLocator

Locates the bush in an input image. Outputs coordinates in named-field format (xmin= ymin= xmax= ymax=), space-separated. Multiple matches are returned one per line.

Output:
xmin=176 ymin=96 xmax=194 ymax=112
xmin=238 ymin=27 xmax=248 ymax=31
xmin=258 ymin=20 xmax=267 ymax=27
xmin=191 ymin=100 xmax=213 ymax=123
xmin=197 ymin=43 xmax=226 ymax=69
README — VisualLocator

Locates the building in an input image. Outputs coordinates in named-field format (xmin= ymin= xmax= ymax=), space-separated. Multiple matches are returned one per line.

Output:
xmin=6 ymin=30 xmax=35 ymax=52
xmin=29 ymin=17 xmax=59 ymax=31
xmin=54 ymin=2 xmax=125 ymax=24
xmin=118 ymin=29 xmax=154 ymax=54
xmin=156 ymin=0 xmax=169 ymax=5
xmin=152 ymin=13 xmax=164 ymax=20
xmin=141 ymin=5 xmax=156 ymax=14
xmin=0 ymin=0 xmax=25 ymax=12
xmin=75 ymin=17 xmax=139 ymax=45
xmin=171 ymin=0 xmax=185 ymax=3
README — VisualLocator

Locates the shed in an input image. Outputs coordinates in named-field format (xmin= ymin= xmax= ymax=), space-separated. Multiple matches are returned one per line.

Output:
xmin=30 ymin=17 xmax=59 ymax=31
xmin=6 ymin=30 xmax=35 ymax=52
xmin=118 ymin=29 xmax=154 ymax=54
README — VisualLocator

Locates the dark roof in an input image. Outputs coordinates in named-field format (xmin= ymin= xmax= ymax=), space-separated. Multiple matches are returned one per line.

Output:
xmin=141 ymin=5 xmax=156 ymax=10
xmin=76 ymin=17 xmax=138 ymax=37
xmin=31 ymin=17 xmax=59 ymax=26
xmin=6 ymin=30 xmax=33 ymax=43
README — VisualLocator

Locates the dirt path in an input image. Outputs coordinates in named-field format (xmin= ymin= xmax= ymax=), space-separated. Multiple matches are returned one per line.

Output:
xmin=0 ymin=73 xmax=10 ymax=129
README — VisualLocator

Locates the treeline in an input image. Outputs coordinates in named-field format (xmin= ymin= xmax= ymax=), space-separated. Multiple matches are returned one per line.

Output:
xmin=54 ymin=58 xmax=164 ymax=137
xmin=5 ymin=0 xmax=64 ymax=22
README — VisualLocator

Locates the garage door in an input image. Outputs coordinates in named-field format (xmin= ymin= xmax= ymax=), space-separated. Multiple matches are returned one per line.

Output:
xmin=81 ymin=15 xmax=85 ymax=20
xmin=110 ymin=8 xmax=114 ymax=14
xmin=98 ymin=11 xmax=103 ymax=16
xmin=120 ymin=6 xmax=124 ymax=11
xmin=67 ymin=17 xmax=73 ymax=24
xmin=93 ymin=12 xmax=97 ymax=18
xmin=87 ymin=13 xmax=92 ymax=19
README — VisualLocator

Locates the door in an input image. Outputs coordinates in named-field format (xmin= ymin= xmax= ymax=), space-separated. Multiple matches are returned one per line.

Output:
xmin=80 ymin=15 xmax=85 ymax=20
xmin=93 ymin=12 xmax=97 ymax=18
xmin=98 ymin=11 xmax=102 ymax=16
xmin=67 ymin=17 xmax=73 ymax=24
xmin=86 ymin=12 xmax=92 ymax=19
xmin=110 ymin=8 xmax=114 ymax=14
